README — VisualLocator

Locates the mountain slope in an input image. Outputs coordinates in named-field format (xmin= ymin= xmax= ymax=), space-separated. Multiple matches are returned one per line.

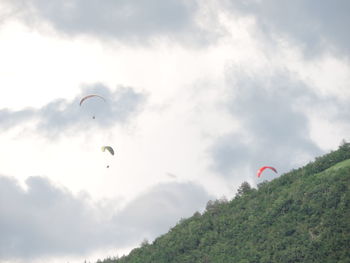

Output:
xmin=98 ymin=143 xmax=350 ymax=263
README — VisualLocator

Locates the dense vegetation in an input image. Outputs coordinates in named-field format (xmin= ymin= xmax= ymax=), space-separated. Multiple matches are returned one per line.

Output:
xmin=97 ymin=142 xmax=350 ymax=263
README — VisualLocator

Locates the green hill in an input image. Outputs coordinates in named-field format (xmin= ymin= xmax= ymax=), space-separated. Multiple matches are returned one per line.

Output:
xmin=98 ymin=142 xmax=350 ymax=263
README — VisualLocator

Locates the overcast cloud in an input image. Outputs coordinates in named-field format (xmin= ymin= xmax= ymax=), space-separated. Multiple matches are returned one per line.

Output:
xmin=2 ymin=0 xmax=219 ymax=45
xmin=0 ymin=0 xmax=349 ymax=262
xmin=3 ymin=0 xmax=350 ymax=53
xmin=0 ymin=175 xmax=211 ymax=260
xmin=226 ymin=0 xmax=350 ymax=57
xmin=210 ymin=69 xmax=324 ymax=181
xmin=0 ymin=84 xmax=146 ymax=137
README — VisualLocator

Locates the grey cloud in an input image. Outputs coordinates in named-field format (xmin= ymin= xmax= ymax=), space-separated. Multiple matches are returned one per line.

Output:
xmin=0 ymin=176 xmax=105 ymax=259
xmin=5 ymin=0 xmax=215 ymax=45
xmin=210 ymin=70 xmax=322 ymax=181
xmin=114 ymin=182 xmax=212 ymax=243
xmin=227 ymin=0 xmax=350 ymax=56
xmin=0 ymin=108 xmax=36 ymax=130
xmin=0 ymin=175 xmax=211 ymax=260
xmin=336 ymin=102 xmax=350 ymax=127
xmin=0 ymin=84 xmax=146 ymax=137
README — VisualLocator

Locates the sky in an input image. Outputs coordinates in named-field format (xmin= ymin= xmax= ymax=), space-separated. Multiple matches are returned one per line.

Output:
xmin=0 ymin=0 xmax=349 ymax=262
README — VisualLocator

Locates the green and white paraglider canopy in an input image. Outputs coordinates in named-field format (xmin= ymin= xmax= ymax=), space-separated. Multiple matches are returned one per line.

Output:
xmin=101 ymin=146 xmax=114 ymax=155
xmin=101 ymin=146 xmax=114 ymax=168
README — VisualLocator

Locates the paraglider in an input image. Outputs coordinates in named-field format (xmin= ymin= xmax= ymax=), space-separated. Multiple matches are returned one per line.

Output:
xmin=101 ymin=146 xmax=114 ymax=168
xmin=257 ymin=166 xmax=277 ymax=177
xmin=79 ymin=94 xmax=106 ymax=119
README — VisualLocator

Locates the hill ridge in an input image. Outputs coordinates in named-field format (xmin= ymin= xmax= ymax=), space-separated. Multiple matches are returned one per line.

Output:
xmin=98 ymin=142 xmax=350 ymax=263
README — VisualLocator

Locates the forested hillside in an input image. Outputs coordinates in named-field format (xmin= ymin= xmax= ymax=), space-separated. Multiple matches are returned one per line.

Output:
xmin=97 ymin=142 xmax=350 ymax=263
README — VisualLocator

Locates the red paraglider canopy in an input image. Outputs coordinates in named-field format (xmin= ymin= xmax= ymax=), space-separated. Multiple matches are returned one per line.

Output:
xmin=257 ymin=166 xmax=277 ymax=177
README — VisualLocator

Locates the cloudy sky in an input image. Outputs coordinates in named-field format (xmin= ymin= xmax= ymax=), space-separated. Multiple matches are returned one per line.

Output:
xmin=0 ymin=0 xmax=349 ymax=262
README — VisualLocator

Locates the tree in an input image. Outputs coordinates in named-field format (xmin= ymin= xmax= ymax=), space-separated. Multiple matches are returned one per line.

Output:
xmin=236 ymin=181 xmax=252 ymax=197
xmin=140 ymin=238 xmax=150 ymax=247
